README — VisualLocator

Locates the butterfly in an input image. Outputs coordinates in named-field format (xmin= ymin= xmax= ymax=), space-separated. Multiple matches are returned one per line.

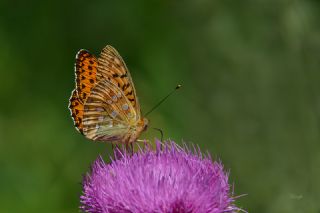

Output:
xmin=68 ymin=45 xmax=148 ymax=144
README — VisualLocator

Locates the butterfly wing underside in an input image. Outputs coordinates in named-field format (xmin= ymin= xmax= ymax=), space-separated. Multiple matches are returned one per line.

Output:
xmin=97 ymin=46 xmax=141 ymax=120
xmin=69 ymin=45 xmax=144 ymax=143
xmin=82 ymin=79 xmax=138 ymax=142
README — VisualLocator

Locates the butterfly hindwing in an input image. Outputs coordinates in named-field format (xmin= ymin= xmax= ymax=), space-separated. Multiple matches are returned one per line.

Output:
xmin=97 ymin=45 xmax=140 ymax=116
xmin=82 ymin=79 xmax=137 ymax=142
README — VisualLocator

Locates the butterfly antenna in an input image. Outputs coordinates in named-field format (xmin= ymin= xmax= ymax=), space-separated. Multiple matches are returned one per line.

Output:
xmin=144 ymin=84 xmax=182 ymax=117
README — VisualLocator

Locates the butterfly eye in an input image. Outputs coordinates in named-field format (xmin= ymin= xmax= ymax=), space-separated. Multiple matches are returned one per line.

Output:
xmin=143 ymin=118 xmax=149 ymax=131
xmin=143 ymin=124 xmax=148 ymax=131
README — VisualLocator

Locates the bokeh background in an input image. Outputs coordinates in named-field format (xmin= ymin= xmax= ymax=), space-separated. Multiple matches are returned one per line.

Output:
xmin=1 ymin=0 xmax=319 ymax=212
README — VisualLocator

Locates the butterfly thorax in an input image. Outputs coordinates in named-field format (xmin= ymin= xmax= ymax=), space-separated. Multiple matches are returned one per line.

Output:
xmin=123 ymin=118 xmax=148 ymax=144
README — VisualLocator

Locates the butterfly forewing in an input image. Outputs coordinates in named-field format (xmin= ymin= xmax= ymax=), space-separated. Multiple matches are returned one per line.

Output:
xmin=75 ymin=50 xmax=98 ymax=102
xmin=69 ymin=90 xmax=84 ymax=133
xmin=69 ymin=50 xmax=98 ymax=133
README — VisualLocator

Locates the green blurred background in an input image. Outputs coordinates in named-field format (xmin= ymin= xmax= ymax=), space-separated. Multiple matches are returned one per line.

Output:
xmin=1 ymin=0 xmax=319 ymax=212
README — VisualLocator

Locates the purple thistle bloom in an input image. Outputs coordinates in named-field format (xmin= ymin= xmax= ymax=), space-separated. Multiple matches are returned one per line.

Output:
xmin=80 ymin=140 xmax=240 ymax=213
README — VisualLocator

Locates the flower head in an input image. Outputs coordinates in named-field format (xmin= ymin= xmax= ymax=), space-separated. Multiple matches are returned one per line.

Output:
xmin=80 ymin=140 xmax=239 ymax=213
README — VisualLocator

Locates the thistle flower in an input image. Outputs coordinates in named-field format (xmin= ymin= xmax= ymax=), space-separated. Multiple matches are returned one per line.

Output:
xmin=80 ymin=140 xmax=240 ymax=213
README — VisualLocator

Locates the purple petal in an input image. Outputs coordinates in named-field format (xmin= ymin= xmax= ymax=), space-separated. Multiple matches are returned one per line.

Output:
xmin=80 ymin=140 xmax=240 ymax=213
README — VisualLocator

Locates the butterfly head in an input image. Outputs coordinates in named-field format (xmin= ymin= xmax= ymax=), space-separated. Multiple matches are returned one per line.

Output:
xmin=134 ymin=117 xmax=149 ymax=136
xmin=138 ymin=117 xmax=149 ymax=132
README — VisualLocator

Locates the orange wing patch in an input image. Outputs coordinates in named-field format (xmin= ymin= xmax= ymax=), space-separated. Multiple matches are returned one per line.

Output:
xmin=69 ymin=90 xmax=84 ymax=133
xmin=69 ymin=49 xmax=99 ymax=134
xmin=75 ymin=50 xmax=98 ymax=102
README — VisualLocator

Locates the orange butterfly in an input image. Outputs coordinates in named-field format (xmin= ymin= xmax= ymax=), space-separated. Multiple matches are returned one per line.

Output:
xmin=69 ymin=45 xmax=148 ymax=144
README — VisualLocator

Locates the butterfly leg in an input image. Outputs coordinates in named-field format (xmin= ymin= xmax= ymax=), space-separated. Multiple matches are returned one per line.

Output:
xmin=130 ymin=143 xmax=134 ymax=155
xmin=125 ymin=143 xmax=134 ymax=156
xmin=112 ymin=143 xmax=125 ymax=160
xmin=136 ymin=139 xmax=152 ymax=149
